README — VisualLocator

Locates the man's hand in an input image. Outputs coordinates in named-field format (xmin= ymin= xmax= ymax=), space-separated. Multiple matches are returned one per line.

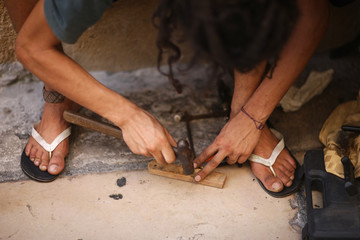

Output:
xmin=193 ymin=111 xmax=262 ymax=181
xmin=120 ymin=107 xmax=177 ymax=165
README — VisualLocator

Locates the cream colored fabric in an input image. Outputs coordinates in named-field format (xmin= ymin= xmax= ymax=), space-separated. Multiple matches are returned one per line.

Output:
xmin=280 ymin=69 xmax=334 ymax=112
xmin=319 ymin=91 xmax=360 ymax=178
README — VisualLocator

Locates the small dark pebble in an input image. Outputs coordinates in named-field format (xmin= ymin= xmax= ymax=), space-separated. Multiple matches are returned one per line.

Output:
xmin=117 ymin=177 xmax=126 ymax=187
xmin=109 ymin=194 xmax=123 ymax=200
xmin=3 ymin=107 xmax=11 ymax=114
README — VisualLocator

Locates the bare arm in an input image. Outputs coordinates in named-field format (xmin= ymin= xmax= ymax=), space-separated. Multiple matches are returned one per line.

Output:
xmin=15 ymin=0 xmax=177 ymax=164
xmin=194 ymin=0 xmax=330 ymax=181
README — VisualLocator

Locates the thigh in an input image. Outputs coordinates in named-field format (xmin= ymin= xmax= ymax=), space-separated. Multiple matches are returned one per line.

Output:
xmin=4 ymin=0 xmax=39 ymax=33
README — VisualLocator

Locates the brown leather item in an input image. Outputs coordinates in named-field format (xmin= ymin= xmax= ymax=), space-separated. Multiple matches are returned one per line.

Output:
xmin=42 ymin=86 xmax=65 ymax=103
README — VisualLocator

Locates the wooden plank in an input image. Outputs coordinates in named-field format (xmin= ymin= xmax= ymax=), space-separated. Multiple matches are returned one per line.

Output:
xmin=63 ymin=110 xmax=123 ymax=139
xmin=148 ymin=160 xmax=226 ymax=189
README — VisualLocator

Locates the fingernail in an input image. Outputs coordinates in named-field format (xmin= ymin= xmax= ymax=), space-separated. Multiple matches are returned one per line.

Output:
xmin=290 ymin=175 xmax=294 ymax=180
xmin=34 ymin=160 xmax=40 ymax=166
xmin=194 ymin=175 xmax=201 ymax=182
xmin=49 ymin=165 xmax=58 ymax=173
xmin=272 ymin=182 xmax=282 ymax=191
xmin=30 ymin=157 xmax=35 ymax=162
xmin=40 ymin=165 xmax=47 ymax=171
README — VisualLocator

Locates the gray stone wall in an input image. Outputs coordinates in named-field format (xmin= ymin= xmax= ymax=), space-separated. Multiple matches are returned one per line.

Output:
xmin=1 ymin=0 xmax=360 ymax=70
xmin=0 ymin=0 xmax=16 ymax=63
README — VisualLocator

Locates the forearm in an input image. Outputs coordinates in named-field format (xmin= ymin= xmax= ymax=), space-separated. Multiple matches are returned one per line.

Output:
xmin=15 ymin=0 xmax=137 ymax=127
xmin=242 ymin=0 xmax=329 ymax=122
xmin=18 ymin=46 xmax=136 ymax=126
xmin=231 ymin=61 xmax=267 ymax=116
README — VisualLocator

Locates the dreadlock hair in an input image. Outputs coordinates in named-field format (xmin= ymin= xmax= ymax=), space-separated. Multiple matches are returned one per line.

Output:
xmin=153 ymin=0 xmax=299 ymax=93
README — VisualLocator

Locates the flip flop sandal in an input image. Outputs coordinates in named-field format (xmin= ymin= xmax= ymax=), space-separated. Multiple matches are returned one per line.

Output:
xmin=21 ymin=123 xmax=71 ymax=182
xmin=248 ymin=128 xmax=304 ymax=198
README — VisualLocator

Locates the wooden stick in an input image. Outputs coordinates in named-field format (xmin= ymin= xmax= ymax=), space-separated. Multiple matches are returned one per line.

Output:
xmin=63 ymin=110 xmax=123 ymax=139
xmin=148 ymin=160 xmax=226 ymax=189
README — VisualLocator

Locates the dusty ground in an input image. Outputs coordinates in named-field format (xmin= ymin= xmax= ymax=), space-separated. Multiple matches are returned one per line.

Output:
xmin=0 ymin=50 xmax=359 ymax=239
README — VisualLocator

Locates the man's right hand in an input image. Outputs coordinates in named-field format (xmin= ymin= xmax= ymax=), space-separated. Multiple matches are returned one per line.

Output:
xmin=120 ymin=106 xmax=177 ymax=165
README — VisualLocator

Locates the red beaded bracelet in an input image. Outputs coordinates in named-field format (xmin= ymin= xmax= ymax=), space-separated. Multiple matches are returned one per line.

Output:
xmin=241 ymin=107 xmax=264 ymax=130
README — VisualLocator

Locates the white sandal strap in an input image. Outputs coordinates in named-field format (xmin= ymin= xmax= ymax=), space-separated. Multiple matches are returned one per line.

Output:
xmin=32 ymin=125 xmax=71 ymax=159
xmin=248 ymin=129 xmax=285 ymax=177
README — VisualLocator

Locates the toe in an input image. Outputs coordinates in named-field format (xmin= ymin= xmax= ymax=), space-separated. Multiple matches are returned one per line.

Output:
xmin=30 ymin=147 xmax=37 ymax=162
xmin=262 ymin=173 xmax=284 ymax=192
xmin=48 ymin=154 xmax=65 ymax=175
xmin=262 ymin=175 xmax=284 ymax=192
xmin=285 ymin=179 xmax=293 ymax=187
xmin=274 ymin=164 xmax=293 ymax=186
xmin=25 ymin=143 xmax=33 ymax=156
xmin=39 ymin=153 xmax=50 ymax=172
xmin=280 ymin=156 xmax=296 ymax=173
xmin=35 ymin=150 xmax=43 ymax=167
xmin=251 ymin=162 xmax=284 ymax=192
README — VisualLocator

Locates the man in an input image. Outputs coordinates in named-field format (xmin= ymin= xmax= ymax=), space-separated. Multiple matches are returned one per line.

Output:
xmin=7 ymin=0 xmax=329 ymax=198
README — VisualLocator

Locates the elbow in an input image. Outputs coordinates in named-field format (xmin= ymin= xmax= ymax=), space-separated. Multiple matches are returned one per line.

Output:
xmin=296 ymin=0 xmax=330 ymax=42
xmin=302 ymin=0 xmax=330 ymax=31
xmin=15 ymin=35 xmax=38 ymax=69
xmin=15 ymin=37 xmax=30 ymax=66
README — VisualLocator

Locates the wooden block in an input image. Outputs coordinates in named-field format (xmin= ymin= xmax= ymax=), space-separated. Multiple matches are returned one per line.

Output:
xmin=148 ymin=160 xmax=226 ymax=189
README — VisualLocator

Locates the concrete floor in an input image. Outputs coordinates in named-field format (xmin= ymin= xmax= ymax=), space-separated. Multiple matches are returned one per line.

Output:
xmin=0 ymin=166 xmax=300 ymax=240
xmin=0 ymin=51 xmax=359 ymax=239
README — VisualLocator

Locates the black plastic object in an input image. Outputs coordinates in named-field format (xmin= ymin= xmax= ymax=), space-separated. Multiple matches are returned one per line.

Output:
xmin=342 ymin=125 xmax=360 ymax=132
xmin=302 ymin=150 xmax=360 ymax=240
xmin=342 ymin=156 xmax=358 ymax=196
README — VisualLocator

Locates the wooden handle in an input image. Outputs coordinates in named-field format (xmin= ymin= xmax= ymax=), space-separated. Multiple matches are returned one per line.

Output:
xmin=63 ymin=110 xmax=123 ymax=139
xmin=148 ymin=160 xmax=226 ymax=189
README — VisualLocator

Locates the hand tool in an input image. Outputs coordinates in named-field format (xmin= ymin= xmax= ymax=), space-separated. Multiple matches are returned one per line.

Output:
xmin=173 ymin=139 xmax=194 ymax=175
xmin=63 ymin=110 xmax=227 ymax=187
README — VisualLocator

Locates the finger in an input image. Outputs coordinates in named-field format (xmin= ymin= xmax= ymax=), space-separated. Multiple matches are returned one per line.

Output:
xmin=161 ymin=142 xmax=176 ymax=164
xmin=193 ymin=145 xmax=218 ymax=168
xmin=226 ymin=154 xmax=238 ymax=165
xmin=237 ymin=153 xmax=250 ymax=164
xmin=194 ymin=152 xmax=226 ymax=182
xmin=164 ymin=129 xmax=177 ymax=147
xmin=150 ymin=150 xmax=166 ymax=166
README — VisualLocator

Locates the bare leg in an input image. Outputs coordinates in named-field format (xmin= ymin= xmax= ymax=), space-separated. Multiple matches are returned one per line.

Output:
xmin=5 ymin=0 xmax=79 ymax=175
xmin=230 ymin=0 xmax=329 ymax=192
xmin=4 ymin=0 xmax=37 ymax=33
xmin=230 ymin=63 xmax=294 ymax=192
xmin=15 ymin=0 xmax=177 ymax=167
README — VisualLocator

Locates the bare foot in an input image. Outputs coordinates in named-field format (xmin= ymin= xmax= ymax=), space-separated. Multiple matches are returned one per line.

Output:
xmin=250 ymin=125 xmax=296 ymax=192
xmin=24 ymin=98 xmax=79 ymax=175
